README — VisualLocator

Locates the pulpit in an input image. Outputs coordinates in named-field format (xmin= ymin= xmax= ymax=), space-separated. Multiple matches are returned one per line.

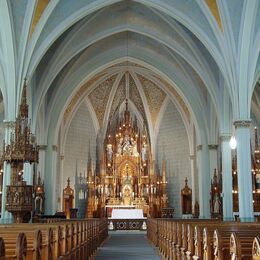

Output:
xmin=63 ymin=178 xmax=74 ymax=219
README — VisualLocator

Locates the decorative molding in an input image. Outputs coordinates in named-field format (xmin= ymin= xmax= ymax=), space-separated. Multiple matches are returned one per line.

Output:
xmin=196 ymin=145 xmax=202 ymax=151
xmin=219 ymin=134 xmax=231 ymax=142
xmin=3 ymin=120 xmax=15 ymax=128
xmin=52 ymin=145 xmax=58 ymax=151
xmin=208 ymin=144 xmax=218 ymax=150
xmin=38 ymin=145 xmax=47 ymax=150
xmin=234 ymin=119 xmax=251 ymax=128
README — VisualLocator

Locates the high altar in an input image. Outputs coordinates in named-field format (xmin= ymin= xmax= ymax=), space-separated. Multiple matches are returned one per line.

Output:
xmin=86 ymin=100 xmax=168 ymax=218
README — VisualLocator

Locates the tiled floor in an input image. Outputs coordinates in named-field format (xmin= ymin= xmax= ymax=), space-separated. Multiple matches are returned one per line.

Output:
xmin=95 ymin=231 xmax=161 ymax=260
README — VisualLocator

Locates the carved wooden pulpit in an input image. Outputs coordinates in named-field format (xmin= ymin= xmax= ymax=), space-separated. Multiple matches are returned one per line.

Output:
xmin=63 ymin=178 xmax=74 ymax=219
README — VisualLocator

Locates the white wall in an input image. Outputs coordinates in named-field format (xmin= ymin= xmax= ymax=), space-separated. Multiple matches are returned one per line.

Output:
xmin=156 ymin=101 xmax=191 ymax=217
xmin=63 ymin=101 xmax=96 ymax=204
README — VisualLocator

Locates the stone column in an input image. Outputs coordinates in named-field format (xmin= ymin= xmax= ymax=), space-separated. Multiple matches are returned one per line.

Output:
xmin=208 ymin=144 xmax=218 ymax=179
xmin=234 ymin=119 xmax=254 ymax=221
xmin=38 ymin=145 xmax=47 ymax=178
xmin=59 ymin=154 xmax=64 ymax=211
xmin=197 ymin=144 xmax=210 ymax=218
xmin=189 ymin=154 xmax=196 ymax=213
xmin=220 ymin=134 xmax=233 ymax=220
xmin=1 ymin=120 xmax=15 ymax=221
xmin=44 ymin=145 xmax=58 ymax=215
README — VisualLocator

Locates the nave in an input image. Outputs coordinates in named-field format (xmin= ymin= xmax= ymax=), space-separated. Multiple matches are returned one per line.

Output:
xmin=95 ymin=231 xmax=160 ymax=260
xmin=1 ymin=217 xmax=260 ymax=259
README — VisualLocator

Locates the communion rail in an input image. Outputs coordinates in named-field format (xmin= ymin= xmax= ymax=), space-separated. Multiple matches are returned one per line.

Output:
xmin=147 ymin=218 xmax=260 ymax=259
xmin=0 ymin=218 xmax=108 ymax=260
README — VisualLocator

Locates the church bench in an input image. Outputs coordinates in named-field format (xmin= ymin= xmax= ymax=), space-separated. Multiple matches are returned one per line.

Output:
xmin=147 ymin=218 xmax=158 ymax=247
xmin=0 ymin=219 xmax=106 ymax=260
xmin=0 ymin=229 xmax=43 ymax=260
xmin=213 ymin=226 xmax=260 ymax=260
xmin=3 ymin=232 xmax=27 ymax=260
xmin=229 ymin=232 xmax=257 ymax=259
xmin=252 ymin=236 xmax=260 ymax=259
xmin=0 ymin=238 xmax=4 ymax=260
xmin=0 ymin=225 xmax=56 ymax=260
xmin=194 ymin=223 xmax=260 ymax=260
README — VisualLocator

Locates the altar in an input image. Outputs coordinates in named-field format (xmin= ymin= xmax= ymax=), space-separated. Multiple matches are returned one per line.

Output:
xmin=85 ymin=99 xmax=169 ymax=219
xmin=111 ymin=208 xmax=145 ymax=219
xmin=108 ymin=207 xmax=147 ymax=231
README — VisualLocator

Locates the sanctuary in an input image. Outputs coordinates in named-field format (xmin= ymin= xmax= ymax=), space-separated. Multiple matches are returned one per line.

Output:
xmin=85 ymin=99 xmax=168 ymax=219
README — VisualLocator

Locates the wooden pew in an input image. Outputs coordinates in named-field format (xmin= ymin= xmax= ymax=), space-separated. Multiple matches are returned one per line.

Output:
xmin=0 ymin=238 xmax=4 ymax=260
xmin=4 ymin=232 xmax=27 ymax=260
xmin=0 ymin=218 xmax=107 ymax=260
xmin=0 ymin=228 xmax=42 ymax=260
xmin=252 ymin=236 xmax=260 ymax=259
xmin=213 ymin=226 xmax=260 ymax=260
xmin=230 ymin=232 xmax=256 ymax=259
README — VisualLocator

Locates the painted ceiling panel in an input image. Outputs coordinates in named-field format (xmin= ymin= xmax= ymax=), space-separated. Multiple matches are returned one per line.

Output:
xmin=129 ymin=73 xmax=147 ymax=123
xmin=137 ymin=74 xmax=166 ymax=127
xmin=225 ymin=0 xmax=244 ymax=51
xmin=205 ymin=0 xmax=222 ymax=30
xmin=30 ymin=0 xmax=50 ymax=37
xmin=89 ymin=74 xmax=117 ymax=127
xmin=9 ymin=0 xmax=28 ymax=50
xmin=63 ymin=71 xmax=107 ymax=124
xmin=109 ymin=74 xmax=126 ymax=121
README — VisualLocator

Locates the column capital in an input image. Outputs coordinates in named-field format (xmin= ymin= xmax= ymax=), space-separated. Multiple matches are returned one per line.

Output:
xmin=208 ymin=144 xmax=218 ymax=150
xmin=196 ymin=145 xmax=202 ymax=151
xmin=60 ymin=155 xmax=64 ymax=160
xmin=52 ymin=145 xmax=58 ymax=151
xmin=3 ymin=120 xmax=15 ymax=128
xmin=220 ymin=134 xmax=232 ymax=142
xmin=233 ymin=119 xmax=251 ymax=128
xmin=38 ymin=144 xmax=47 ymax=150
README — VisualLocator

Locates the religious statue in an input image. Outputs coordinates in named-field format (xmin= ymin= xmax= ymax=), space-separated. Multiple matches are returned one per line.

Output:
xmin=122 ymin=135 xmax=132 ymax=155
xmin=107 ymin=143 xmax=113 ymax=161
xmin=132 ymin=139 xmax=139 ymax=157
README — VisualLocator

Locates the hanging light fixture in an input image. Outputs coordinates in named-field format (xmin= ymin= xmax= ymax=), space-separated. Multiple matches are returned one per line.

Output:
xmin=230 ymin=136 xmax=237 ymax=150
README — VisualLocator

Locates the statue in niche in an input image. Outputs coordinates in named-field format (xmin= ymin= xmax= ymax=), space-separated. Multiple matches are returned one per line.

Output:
xmin=256 ymin=173 xmax=260 ymax=191
xmin=117 ymin=137 xmax=123 ymax=155
xmin=141 ymin=143 xmax=148 ymax=161
xmin=213 ymin=193 xmax=221 ymax=213
xmin=122 ymin=135 xmax=132 ymax=155
xmin=107 ymin=143 xmax=113 ymax=161
xmin=131 ymin=138 xmax=139 ymax=157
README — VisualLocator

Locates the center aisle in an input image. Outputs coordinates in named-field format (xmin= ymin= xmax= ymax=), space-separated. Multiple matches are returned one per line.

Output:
xmin=95 ymin=231 xmax=161 ymax=260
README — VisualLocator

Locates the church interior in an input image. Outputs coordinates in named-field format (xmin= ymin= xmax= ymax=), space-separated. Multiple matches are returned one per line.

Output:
xmin=0 ymin=0 xmax=260 ymax=259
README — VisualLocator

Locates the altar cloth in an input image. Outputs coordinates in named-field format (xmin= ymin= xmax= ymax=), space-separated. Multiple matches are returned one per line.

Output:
xmin=111 ymin=209 xmax=144 ymax=219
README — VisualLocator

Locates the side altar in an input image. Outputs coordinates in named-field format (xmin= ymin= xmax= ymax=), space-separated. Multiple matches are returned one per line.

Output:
xmin=86 ymin=99 xmax=169 ymax=218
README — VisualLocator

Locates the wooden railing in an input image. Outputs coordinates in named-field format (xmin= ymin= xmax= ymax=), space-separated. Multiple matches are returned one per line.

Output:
xmin=0 ymin=218 xmax=108 ymax=260
xmin=147 ymin=218 xmax=260 ymax=260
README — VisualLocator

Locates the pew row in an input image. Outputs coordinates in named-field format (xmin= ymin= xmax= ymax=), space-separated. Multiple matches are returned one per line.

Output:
xmin=0 ymin=218 xmax=108 ymax=260
xmin=147 ymin=218 xmax=260 ymax=260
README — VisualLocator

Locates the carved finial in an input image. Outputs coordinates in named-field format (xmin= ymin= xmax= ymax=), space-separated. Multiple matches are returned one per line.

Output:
xmin=125 ymin=98 xmax=128 ymax=111
xmin=67 ymin=177 xmax=71 ymax=187
xmin=185 ymin=177 xmax=188 ymax=187
xmin=19 ymin=79 xmax=28 ymax=118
